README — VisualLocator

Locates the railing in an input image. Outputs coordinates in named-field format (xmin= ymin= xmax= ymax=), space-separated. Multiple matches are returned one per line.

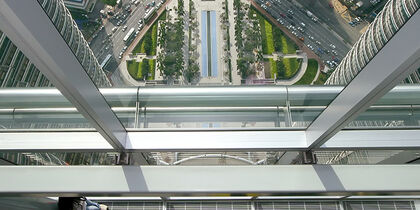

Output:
xmin=1 ymin=85 xmax=420 ymax=130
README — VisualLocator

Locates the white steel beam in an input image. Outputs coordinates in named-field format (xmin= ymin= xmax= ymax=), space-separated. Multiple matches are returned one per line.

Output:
xmin=0 ymin=132 xmax=112 ymax=151
xmin=306 ymin=9 xmax=420 ymax=149
xmin=1 ymin=165 xmax=420 ymax=196
xmin=0 ymin=1 xmax=128 ymax=151
xmin=1 ymin=130 xmax=420 ymax=151
xmin=126 ymin=131 xmax=307 ymax=151
xmin=321 ymin=129 xmax=420 ymax=150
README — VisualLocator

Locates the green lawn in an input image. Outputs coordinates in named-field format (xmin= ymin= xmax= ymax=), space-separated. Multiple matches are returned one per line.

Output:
xmin=132 ymin=13 xmax=161 ymax=55
xmin=254 ymin=7 xmax=297 ymax=55
xmin=148 ymin=59 xmax=156 ymax=80
xmin=283 ymin=58 xmax=301 ymax=78
xmin=265 ymin=21 xmax=274 ymax=54
xmin=294 ymin=59 xmax=318 ymax=85
xmin=127 ymin=60 xmax=140 ymax=80
xmin=313 ymin=71 xmax=328 ymax=84
xmin=269 ymin=58 xmax=277 ymax=79
xmin=127 ymin=59 xmax=156 ymax=80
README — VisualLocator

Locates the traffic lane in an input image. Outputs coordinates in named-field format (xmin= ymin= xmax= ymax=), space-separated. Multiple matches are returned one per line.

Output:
xmin=93 ymin=0 xmax=154 ymax=61
xmin=294 ymin=0 xmax=363 ymax=44
xmin=278 ymin=0 xmax=349 ymax=57
xmin=267 ymin=0 xmax=348 ymax=58
xmin=251 ymin=1 xmax=323 ymax=66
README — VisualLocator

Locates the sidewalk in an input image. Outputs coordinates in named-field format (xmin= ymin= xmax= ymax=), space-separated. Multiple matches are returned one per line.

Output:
xmin=275 ymin=52 xmax=308 ymax=85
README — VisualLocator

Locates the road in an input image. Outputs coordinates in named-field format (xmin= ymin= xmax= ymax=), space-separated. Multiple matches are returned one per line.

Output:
xmin=88 ymin=0 xmax=156 ymax=86
xmin=254 ymin=0 xmax=353 ymax=67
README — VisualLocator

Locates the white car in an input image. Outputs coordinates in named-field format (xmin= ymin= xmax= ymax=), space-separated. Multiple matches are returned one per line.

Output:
xmin=122 ymin=25 xmax=128 ymax=31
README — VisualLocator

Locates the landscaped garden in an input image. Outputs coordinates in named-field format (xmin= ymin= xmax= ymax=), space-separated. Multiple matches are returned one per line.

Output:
xmin=313 ymin=71 xmax=328 ymax=84
xmin=127 ymin=59 xmax=156 ymax=80
xmin=127 ymin=11 xmax=166 ymax=81
xmin=234 ymin=0 xmax=263 ymax=79
xmin=156 ymin=0 xmax=186 ymax=82
xmin=185 ymin=0 xmax=200 ymax=84
xmin=253 ymin=8 xmax=298 ymax=55
xmin=132 ymin=12 xmax=163 ymax=55
xmin=266 ymin=58 xmax=302 ymax=79
xmin=294 ymin=59 xmax=318 ymax=85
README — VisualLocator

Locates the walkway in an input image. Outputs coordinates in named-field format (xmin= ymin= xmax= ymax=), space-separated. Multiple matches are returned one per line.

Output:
xmin=275 ymin=52 xmax=308 ymax=85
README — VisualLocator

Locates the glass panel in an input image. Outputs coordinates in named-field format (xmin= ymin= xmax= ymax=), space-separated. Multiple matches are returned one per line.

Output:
xmin=0 ymin=152 xmax=119 ymax=165
xmin=314 ymin=150 xmax=420 ymax=164
xmin=0 ymin=88 xmax=93 ymax=129
xmin=36 ymin=0 xmax=112 ymax=88
xmin=346 ymin=83 xmax=420 ymax=129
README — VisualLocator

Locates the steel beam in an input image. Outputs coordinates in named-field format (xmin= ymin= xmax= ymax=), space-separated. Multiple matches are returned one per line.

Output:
xmin=126 ymin=131 xmax=307 ymax=151
xmin=1 ymin=130 xmax=420 ymax=151
xmin=1 ymin=165 xmax=420 ymax=196
xmin=0 ymin=132 xmax=112 ymax=151
xmin=0 ymin=1 xmax=128 ymax=151
xmin=321 ymin=129 xmax=420 ymax=150
xmin=306 ymin=9 xmax=420 ymax=149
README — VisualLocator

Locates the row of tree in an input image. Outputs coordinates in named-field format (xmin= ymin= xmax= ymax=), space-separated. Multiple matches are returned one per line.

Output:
xmin=233 ymin=1 xmax=263 ymax=79
xmin=185 ymin=0 xmax=200 ymax=84
xmin=156 ymin=0 xmax=186 ymax=83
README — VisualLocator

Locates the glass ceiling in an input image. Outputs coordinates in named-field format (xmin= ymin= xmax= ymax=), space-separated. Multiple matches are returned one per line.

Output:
xmin=0 ymin=0 xmax=419 ymax=168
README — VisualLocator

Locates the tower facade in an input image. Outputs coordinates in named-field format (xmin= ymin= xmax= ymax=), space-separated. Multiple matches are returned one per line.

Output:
xmin=0 ymin=0 xmax=110 ymax=87
xmin=325 ymin=0 xmax=420 ymax=85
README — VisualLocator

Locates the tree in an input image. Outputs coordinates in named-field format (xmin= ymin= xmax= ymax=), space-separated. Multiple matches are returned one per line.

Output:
xmin=143 ymin=34 xmax=153 ymax=55
xmin=101 ymin=0 xmax=117 ymax=6
xmin=141 ymin=59 xmax=150 ymax=79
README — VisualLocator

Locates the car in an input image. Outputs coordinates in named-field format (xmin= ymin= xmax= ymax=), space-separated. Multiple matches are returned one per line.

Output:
xmin=105 ymin=46 xmax=109 ymax=50
xmin=112 ymin=27 xmax=118 ymax=33
xmin=122 ymin=46 xmax=128 ymax=51
xmin=145 ymin=4 xmax=150 ymax=9
xmin=118 ymin=52 xmax=123 ymax=59
xmin=116 ymin=21 xmax=121 ymax=26
xmin=135 ymin=31 xmax=140 ymax=36
xmin=287 ymin=14 xmax=293 ymax=19
xmin=329 ymin=44 xmax=336 ymax=49
xmin=309 ymin=36 xmax=314 ymax=40
xmin=300 ymin=22 xmax=306 ymax=27
xmin=138 ymin=19 xmax=143 ymax=25
xmin=280 ymin=13 xmax=286 ymax=17
xmin=122 ymin=25 xmax=128 ymax=31
xmin=315 ymin=41 xmax=321 ymax=45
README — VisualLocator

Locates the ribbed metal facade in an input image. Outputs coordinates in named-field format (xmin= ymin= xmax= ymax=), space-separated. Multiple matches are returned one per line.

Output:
xmin=325 ymin=0 xmax=420 ymax=85
xmin=93 ymin=200 xmax=416 ymax=210
xmin=0 ymin=0 xmax=110 ymax=87
xmin=0 ymin=31 xmax=52 ymax=87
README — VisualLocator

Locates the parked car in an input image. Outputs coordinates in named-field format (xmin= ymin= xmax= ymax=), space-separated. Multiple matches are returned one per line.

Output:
xmin=122 ymin=25 xmax=128 ymax=31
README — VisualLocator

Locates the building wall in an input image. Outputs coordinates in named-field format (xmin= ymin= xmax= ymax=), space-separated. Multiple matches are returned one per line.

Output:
xmin=0 ymin=0 xmax=110 ymax=88
xmin=325 ymin=0 xmax=420 ymax=85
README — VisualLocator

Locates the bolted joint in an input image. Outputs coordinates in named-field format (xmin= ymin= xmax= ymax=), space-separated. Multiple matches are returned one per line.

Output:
xmin=302 ymin=151 xmax=317 ymax=164
xmin=116 ymin=152 xmax=131 ymax=165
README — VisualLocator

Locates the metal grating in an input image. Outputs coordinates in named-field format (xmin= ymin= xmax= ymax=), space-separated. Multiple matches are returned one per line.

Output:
xmin=167 ymin=201 xmax=251 ymax=210
xmin=97 ymin=201 xmax=163 ymax=210
xmin=344 ymin=201 xmax=415 ymax=210
xmin=255 ymin=201 xmax=339 ymax=210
